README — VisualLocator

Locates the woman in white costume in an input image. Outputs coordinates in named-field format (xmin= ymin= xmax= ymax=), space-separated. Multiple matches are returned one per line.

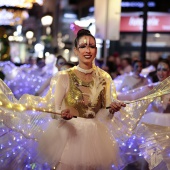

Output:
xmin=117 ymin=59 xmax=170 ymax=170
xmin=141 ymin=59 xmax=170 ymax=126
xmin=118 ymin=59 xmax=170 ymax=126
xmin=0 ymin=30 xmax=170 ymax=170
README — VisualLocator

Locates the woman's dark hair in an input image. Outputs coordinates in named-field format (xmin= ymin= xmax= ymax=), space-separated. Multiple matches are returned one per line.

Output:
xmin=74 ymin=29 xmax=96 ymax=48
xmin=56 ymin=55 xmax=66 ymax=64
xmin=158 ymin=58 xmax=170 ymax=68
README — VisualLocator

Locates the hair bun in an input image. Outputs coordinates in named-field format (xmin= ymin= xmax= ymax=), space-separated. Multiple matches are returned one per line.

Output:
xmin=74 ymin=29 xmax=95 ymax=48
xmin=77 ymin=29 xmax=91 ymax=36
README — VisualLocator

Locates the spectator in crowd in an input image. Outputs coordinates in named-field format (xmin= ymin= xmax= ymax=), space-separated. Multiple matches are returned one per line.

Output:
xmin=115 ymin=60 xmax=151 ymax=93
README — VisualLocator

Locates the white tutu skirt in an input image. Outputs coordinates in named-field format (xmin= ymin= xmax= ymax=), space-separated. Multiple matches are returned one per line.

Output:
xmin=37 ymin=111 xmax=122 ymax=170
xmin=141 ymin=112 xmax=170 ymax=126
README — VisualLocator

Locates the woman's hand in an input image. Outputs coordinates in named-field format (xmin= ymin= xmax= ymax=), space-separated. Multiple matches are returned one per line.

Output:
xmin=61 ymin=109 xmax=73 ymax=120
xmin=109 ymin=101 xmax=126 ymax=114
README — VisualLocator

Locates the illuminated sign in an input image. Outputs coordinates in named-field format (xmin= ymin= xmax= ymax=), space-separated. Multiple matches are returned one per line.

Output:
xmin=121 ymin=1 xmax=156 ymax=8
xmin=120 ymin=12 xmax=170 ymax=32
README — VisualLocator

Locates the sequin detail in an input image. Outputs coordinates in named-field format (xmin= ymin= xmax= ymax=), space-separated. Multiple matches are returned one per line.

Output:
xmin=64 ymin=69 xmax=106 ymax=118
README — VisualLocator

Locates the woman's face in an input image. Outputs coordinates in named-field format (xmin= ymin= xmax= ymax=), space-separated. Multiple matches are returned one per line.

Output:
xmin=157 ymin=62 xmax=170 ymax=81
xmin=74 ymin=36 xmax=97 ymax=66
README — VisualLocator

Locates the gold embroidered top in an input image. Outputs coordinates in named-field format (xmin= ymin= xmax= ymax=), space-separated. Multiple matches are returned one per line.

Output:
xmin=64 ymin=68 xmax=106 ymax=118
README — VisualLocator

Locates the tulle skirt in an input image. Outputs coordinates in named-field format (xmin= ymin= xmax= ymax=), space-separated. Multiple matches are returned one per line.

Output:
xmin=0 ymin=108 xmax=126 ymax=170
xmin=37 ymin=111 xmax=123 ymax=170
xmin=1 ymin=109 xmax=170 ymax=170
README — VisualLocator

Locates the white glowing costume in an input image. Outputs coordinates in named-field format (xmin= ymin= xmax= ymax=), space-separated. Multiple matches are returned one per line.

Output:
xmin=118 ymin=82 xmax=170 ymax=127
xmin=114 ymin=72 xmax=151 ymax=93
xmin=0 ymin=61 xmax=53 ymax=99
xmin=0 ymin=65 xmax=170 ymax=170
xmin=142 ymin=88 xmax=170 ymax=127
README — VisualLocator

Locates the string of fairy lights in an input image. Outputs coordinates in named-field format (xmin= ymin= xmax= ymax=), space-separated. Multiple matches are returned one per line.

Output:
xmin=0 ymin=61 xmax=170 ymax=168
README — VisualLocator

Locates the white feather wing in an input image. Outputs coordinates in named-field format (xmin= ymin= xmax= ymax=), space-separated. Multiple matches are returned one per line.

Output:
xmin=89 ymin=71 xmax=105 ymax=106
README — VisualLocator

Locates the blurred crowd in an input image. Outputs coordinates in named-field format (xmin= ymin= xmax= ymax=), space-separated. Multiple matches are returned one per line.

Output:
xmin=95 ymin=53 xmax=170 ymax=92
xmin=1 ymin=53 xmax=170 ymax=99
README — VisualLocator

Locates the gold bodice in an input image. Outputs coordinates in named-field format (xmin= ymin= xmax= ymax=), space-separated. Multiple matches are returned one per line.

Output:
xmin=64 ymin=69 xmax=106 ymax=118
